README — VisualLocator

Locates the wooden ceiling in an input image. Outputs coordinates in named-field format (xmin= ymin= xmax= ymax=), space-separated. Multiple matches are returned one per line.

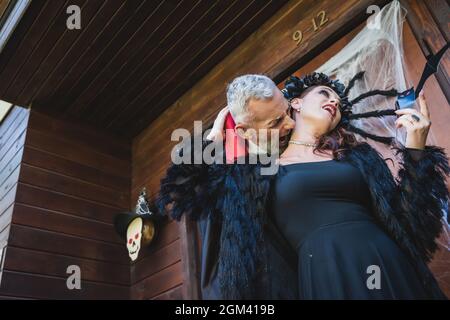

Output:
xmin=0 ymin=1 xmax=12 ymax=20
xmin=0 ymin=0 xmax=288 ymax=138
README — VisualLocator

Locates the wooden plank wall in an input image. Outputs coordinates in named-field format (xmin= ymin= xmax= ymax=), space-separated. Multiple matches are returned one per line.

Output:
xmin=0 ymin=109 xmax=132 ymax=299
xmin=129 ymin=219 xmax=183 ymax=300
xmin=0 ymin=106 xmax=28 ymax=292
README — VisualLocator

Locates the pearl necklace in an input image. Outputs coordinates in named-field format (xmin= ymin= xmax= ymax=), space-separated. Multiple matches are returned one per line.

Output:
xmin=288 ymin=140 xmax=318 ymax=147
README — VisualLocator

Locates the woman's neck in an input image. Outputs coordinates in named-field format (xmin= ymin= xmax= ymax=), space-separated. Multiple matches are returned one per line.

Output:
xmin=289 ymin=121 xmax=321 ymax=145
xmin=281 ymin=124 xmax=330 ymax=161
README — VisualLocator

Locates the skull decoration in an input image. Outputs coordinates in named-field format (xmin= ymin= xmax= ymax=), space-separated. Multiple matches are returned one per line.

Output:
xmin=114 ymin=188 xmax=164 ymax=262
xmin=126 ymin=217 xmax=143 ymax=261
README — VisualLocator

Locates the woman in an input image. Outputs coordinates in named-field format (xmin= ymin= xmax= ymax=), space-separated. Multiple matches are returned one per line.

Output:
xmin=271 ymin=73 xmax=447 ymax=299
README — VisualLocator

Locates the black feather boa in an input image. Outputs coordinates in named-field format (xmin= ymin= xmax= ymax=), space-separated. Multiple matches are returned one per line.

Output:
xmin=213 ymin=163 xmax=273 ymax=299
xmin=157 ymin=140 xmax=217 ymax=221
xmin=157 ymin=142 xmax=449 ymax=299
xmin=395 ymin=146 xmax=450 ymax=262
xmin=343 ymin=143 xmax=449 ymax=299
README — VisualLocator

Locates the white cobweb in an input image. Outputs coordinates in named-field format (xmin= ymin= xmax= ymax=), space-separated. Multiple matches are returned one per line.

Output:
xmin=316 ymin=0 xmax=450 ymax=255
xmin=317 ymin=0 xmax=407 ymax=146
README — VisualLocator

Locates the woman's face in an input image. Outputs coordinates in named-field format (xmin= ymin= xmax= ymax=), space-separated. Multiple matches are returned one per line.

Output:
xmin=290 ymin=85 xmax=342 ymax=133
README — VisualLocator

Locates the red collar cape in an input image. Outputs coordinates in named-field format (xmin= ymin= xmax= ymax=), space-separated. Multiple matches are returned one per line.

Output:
xmin=224 ymin=113 xmax=248 ymax=164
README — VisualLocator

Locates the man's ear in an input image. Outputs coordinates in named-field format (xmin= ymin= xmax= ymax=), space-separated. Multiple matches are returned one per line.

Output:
xmin=235 ymin=123 xmax=250 ymax=140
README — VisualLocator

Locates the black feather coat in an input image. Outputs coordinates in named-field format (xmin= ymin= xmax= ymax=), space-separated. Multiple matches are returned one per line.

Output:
xmin=157 ymin=140 xmax=449 ymax=299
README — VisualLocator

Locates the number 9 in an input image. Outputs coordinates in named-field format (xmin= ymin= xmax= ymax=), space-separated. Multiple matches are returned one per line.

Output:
xmin=292 ymin=30 xmax=303 ymax=45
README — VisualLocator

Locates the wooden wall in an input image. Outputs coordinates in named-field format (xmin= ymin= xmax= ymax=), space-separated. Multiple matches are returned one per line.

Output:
xmin=129 ymin=220 xmax=183 ymax=300
xmin=0 ymin=109 xmax=132 ymax=299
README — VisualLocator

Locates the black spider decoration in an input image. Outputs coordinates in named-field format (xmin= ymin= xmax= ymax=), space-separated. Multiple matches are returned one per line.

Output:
xmin=282 ymin=71 xmax=398 ymax=144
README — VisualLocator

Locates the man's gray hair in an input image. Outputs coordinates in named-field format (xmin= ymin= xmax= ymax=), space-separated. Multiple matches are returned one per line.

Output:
xmin=226 ymin=74 xmax=277 ymax=124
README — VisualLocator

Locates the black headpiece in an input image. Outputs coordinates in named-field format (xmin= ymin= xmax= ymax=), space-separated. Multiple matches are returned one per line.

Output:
xmin=282 ymin=71 xmax=399 ymax=144
xmin=282 ymin=41 xmax=450 ymax=145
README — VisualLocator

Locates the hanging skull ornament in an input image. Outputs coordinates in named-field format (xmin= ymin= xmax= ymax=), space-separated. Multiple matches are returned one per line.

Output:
xmin=114 ymin=188 xmax=164 ymax=261
xmin=126 ymin=217 xmax=143 ymax=261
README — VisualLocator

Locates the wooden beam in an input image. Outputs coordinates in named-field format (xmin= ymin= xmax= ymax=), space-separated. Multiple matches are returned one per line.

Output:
xmin=424 ymin=0 xmax=450 ymax=40
xmin=179 ymin=214 xmax=200 ymax=299
xmin=0 ymin=1 xmax=13 ymax=20
xmin=0 ymin=0 xmax=30 ymax=52
xmin=400 ymin=0 xmax=450 ymax=104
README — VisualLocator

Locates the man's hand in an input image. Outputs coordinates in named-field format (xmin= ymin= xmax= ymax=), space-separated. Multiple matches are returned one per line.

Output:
xmin=395 ymin=90 xmax=431 ymax=150
xmin=206 ymin=106 xmax=229 ymax=141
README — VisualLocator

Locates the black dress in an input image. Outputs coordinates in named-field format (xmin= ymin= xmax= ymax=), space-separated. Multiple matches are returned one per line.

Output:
xmin=272 ymin=159 xmax=431 ymax=299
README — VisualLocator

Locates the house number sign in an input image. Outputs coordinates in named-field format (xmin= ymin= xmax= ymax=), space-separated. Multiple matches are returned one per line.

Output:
xmin=292 ymin=10 xmax=329 ymax=45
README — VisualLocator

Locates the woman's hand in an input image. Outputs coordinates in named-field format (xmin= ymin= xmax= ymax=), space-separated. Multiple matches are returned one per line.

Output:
xmin=394 ymin=91 xmax=431 ymax=150
xmin=206 ymin=106 xmax=229 ymax=141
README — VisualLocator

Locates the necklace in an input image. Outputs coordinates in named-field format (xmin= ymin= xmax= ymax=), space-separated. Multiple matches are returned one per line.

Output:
xmin=288 ymin=140 xmax=318 ymax=147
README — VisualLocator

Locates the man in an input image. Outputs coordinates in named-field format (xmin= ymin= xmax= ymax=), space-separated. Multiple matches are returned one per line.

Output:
xmin=226 ymin=74 xmax=294 ymax=155
xmin=158 ymin=74 xmax=297 ymax=299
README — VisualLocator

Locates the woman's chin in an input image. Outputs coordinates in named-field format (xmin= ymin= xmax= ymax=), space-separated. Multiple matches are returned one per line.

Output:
xmin=301 ymin=115 xmax=338 ymax=134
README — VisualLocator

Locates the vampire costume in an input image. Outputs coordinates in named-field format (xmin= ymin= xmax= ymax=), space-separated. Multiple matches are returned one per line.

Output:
xmin=158 ymin=136 xmax=299 ymax=299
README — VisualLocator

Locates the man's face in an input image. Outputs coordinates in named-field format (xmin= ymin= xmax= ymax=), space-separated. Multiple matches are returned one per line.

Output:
xmin=235 ymin=89 xmax=295 ymax=151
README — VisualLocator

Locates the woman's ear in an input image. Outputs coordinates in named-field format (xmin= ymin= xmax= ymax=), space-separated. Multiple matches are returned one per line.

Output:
xmin=291 ymin=98 xmax=303 ymax=112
